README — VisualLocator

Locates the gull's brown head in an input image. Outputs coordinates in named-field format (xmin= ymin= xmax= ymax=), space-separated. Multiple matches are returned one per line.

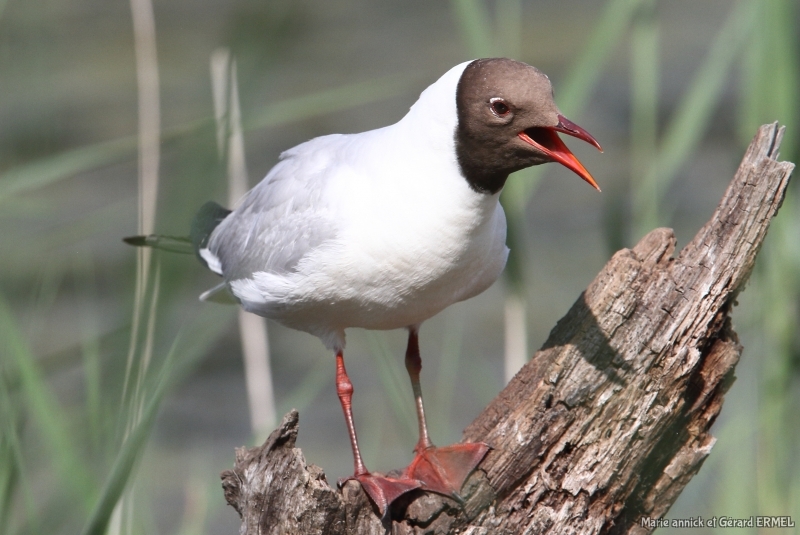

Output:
xmin=455 ymin=58 xmax=602 ymax=194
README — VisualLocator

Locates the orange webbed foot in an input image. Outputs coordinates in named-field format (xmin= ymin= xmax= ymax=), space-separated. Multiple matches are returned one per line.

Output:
xmin=402 ymin=442 xmax=489 ymax=498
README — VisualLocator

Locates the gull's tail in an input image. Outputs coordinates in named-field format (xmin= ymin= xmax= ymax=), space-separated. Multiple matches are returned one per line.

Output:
xmin=123 ymin=201 xmax=231 ymax=263
xmin=122 ymin=234 xmax=194 ymax=254
xmin=124 ymin=201 xmax=236 ymax=304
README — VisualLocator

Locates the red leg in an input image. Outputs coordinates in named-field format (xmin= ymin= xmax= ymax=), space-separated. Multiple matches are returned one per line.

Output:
xmin=335 ymin=350 xmax=367 ymax=476
xmin=334 ymin=350 xmax=420 ymax=518
xmin=401 ymin=328 xmax=489 ymax=498
xmin=404 ymin=328 xmax=433 ymax=453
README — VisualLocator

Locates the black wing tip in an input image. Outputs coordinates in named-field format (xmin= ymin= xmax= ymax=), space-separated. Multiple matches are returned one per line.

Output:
xmin=122 ymin=234 xmax=195 ymax=254
xmin=123 ymin=235 xmax=148 ymax=246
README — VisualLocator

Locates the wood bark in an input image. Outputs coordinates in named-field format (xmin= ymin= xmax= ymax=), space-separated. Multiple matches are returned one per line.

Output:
xmin=221 ymin=124 xmax=794 ymax=534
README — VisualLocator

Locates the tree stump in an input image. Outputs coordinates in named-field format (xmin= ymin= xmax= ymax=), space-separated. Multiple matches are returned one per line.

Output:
xmin=221 ymin=123 xmax=794 ymax=534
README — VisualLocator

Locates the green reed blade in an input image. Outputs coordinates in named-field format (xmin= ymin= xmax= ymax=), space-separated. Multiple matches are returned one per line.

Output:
xmin=451 ymin=0 xmax=495 ymax=58
xmin=643 ymin=1 xmax=757 ymax=234
xmin=0 ymin=74 xmax=423 ymax=204
xmin=80 ymin=308 xmax=231 ymax=535
xmin=0 ymin=295 xmax=95 ymax=511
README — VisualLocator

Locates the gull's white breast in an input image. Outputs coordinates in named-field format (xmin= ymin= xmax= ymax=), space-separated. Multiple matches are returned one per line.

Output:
xmin=214 ymin=61 xmax=510 ymax=349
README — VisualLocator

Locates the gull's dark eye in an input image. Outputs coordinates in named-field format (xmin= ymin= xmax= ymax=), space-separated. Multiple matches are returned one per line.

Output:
xmin=490 ymin=98 xmax=510 ymax=117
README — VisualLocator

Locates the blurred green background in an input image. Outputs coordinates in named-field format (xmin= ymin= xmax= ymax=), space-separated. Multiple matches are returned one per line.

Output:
xmin=1 ymin=0 xmax=798 ymax=533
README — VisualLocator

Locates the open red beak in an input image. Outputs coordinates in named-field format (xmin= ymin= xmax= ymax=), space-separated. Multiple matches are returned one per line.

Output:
xmin=518 ymin=114 xmax=603 ymax=191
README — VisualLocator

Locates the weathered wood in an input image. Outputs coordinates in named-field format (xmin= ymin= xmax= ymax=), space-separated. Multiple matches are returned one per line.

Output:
xmin=221 ymin=124 xmax=794 ymax=534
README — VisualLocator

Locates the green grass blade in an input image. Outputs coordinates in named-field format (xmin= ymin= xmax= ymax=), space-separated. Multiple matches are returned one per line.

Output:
xmin=0 ymin=373 xmax=38 ymax=534
xmin=24 ymin=264 xmax=65 ymax=339
xmin=80 ymin=309 xmax=231 ymax=535
xmin=737 ymin=5 xmax=766 ymax=148
xmin=0 ymin=74 xmax=424 ymax=204
xmin=643 ymin=0 xmax=757 ymax=234
xmin=629 ymin=0 xmax=660 ymax=243
xmin=432 ymin=311 xmax=465 ymax=441
xmin=2 ymin=200 xmax=132 ymax=273
xmin=502 ymin=0 xmax=645 ymax=215
xmin=0 ymin=137 xmax=137 ymax=204
xmin=242 ymin=73 xmax=426 ymax=133
xmin=365 ymin=332 xmax=417 ymax=438
xmin=80 ymin=347 xmax=175 ymax=535
xmin=711 ymin=409 xmax=758 ymax=518
xmin=0 ymin=295 xmax=95 ymax=511
xmin=173 ymin=473 xmax=216 ymax=535
xmin=495 ymin=0 xmax=521 ymax=59
xmin=558 ymin=0 xmax=646 ymax=117
xmin=744 ymin=2 xmax=799 ymax=519
xmin=450 ymin=0 xmax=495 ymax=57
xmin=738 ymin=1 xmax=798 ymax=153
xmin=73 ymin=253 xmax=104 ymax=451
xmin=728 ymin=1 xmax=799 ymax=521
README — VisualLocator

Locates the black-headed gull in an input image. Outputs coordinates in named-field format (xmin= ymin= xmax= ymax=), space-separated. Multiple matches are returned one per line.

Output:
xmin=126 ymin=57 xmax=601 ymax=518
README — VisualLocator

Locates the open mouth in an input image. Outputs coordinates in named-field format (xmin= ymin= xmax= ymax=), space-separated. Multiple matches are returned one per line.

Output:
xmin=518 ymin=114 xmax=602 ymax=191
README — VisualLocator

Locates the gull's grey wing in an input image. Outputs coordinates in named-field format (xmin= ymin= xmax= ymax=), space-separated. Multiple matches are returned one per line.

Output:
xmin=205 ymin=134 xmax=346 ymax=282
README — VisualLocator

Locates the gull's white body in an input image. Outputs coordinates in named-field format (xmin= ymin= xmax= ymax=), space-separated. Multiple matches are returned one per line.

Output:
xmin=202 ymin=62 xmax=509 ymax=350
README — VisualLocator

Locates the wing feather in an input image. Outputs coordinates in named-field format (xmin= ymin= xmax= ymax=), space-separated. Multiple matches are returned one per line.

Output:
xmin=206 ymin=134 xmax=345 ymax=282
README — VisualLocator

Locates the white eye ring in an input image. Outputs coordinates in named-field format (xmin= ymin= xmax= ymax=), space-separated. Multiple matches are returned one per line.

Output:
xmin=489 ymin=97 xmax=511 ymax=117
